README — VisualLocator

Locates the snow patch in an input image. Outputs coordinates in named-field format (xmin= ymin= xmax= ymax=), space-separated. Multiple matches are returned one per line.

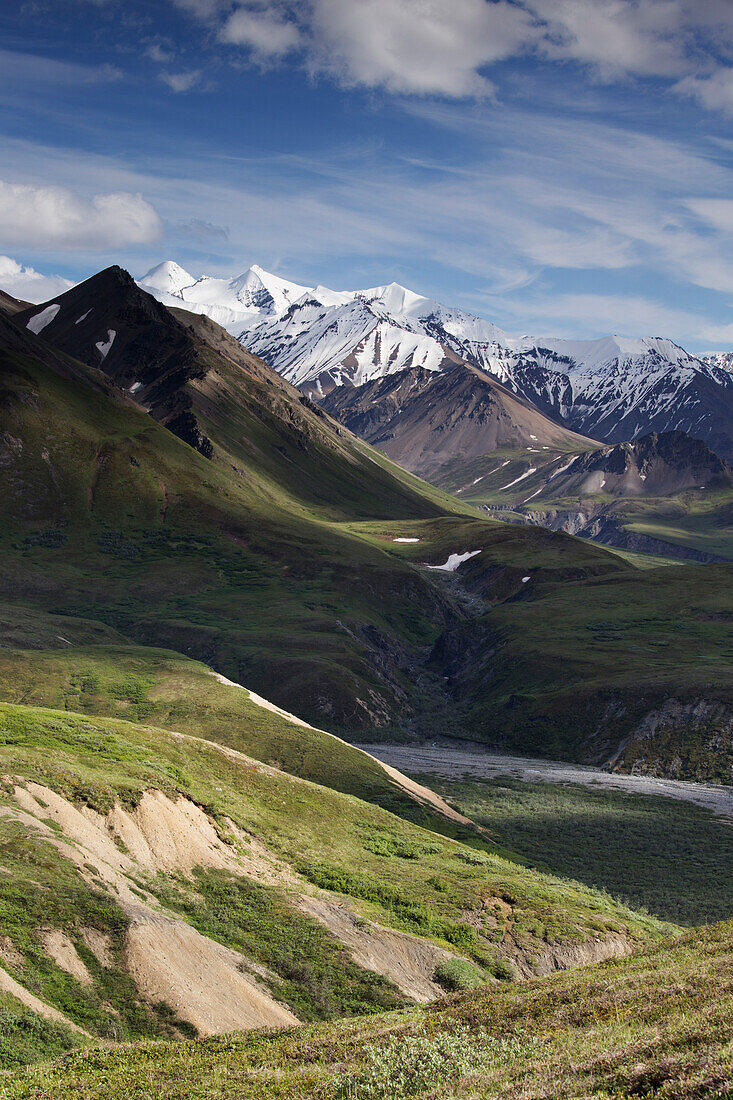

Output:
xmin=96 ymin=329 xmax=116 ymax=360
xmin=522 ymin=576 xmax=531 ymax=583
xmin=26 ymin=303 xmax=60 ymax=334
xmin=549 ymin=456 xmax=578 ymax=480
xmin=427 ymin=550 xmax=481 ymax=572
xmin=498 ymin=467 xmax=537 ymax=491
xmin=128 ymin=381 xmax=143 ymax=394
xmin=75 ymin=310 xmax=91 ymax=325
xmin=393 ymin=537 xmax=420 ymax=543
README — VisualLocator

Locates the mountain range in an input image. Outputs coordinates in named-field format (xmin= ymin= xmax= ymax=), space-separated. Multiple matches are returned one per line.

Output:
xmin=137 ymin=261 xmax=733 ymax=464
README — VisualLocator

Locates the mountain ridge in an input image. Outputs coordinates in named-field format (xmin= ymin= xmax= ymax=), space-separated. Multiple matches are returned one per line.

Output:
xmin=131 ymin=259 xmax=733 ymax=460
xmin=320 ymin=361 xmax=596 ymax=481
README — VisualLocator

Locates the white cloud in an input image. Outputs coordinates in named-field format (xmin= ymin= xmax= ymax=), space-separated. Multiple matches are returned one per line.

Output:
xmin=167 ymin=0 xmax=733 ymax=108
xmin=219 ymin=5 xmax=301 ymax=57
xmin=146 ymin=41 xmax=176 ymax=64
xmin=0 ymin=256 xmax=74 ymax=304
xmin=686 ymin=198 xmax=733 ymax=231
xmin=0 ymin=181 xmax=162 ymax=250
xmin=697 ymin=321 xmax=733 ymax=345
xmin=160 ymin=69 xmax=202 ymax=92
xmin=676 ymin=69 xmax=733 ymax=115
xmin=307 ymin=0 xmax=535 ymax=96
xmin=170 ymin=0 xmax=227 ymax=16
xmin=529 ymin=0 xmax=688 ymax=79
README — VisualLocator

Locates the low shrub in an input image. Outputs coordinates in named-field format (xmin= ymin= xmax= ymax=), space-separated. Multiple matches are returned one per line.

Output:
xmin=334 ymin=1028 xmax=528 ymax=1099
xmin=433 ymin=957 xmax=486 ymax=992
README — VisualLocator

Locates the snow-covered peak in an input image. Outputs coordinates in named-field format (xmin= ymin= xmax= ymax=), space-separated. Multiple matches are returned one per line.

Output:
xmin=702 ymin=351 xmax=733 ymax=372
xmin=517 ymin=334 xmax=696 ymax=373
xmin=301 ymin=285 xmax=356 ymax=309
xmin=358 ymin=281 xmax=434 ymax=318
xmin=136 ymin=262 xmax=314 ymax=334
xmin=227 ymin=265 xmax=310 ymax=314
xmin=140 ymin=260 xmax=195 ymax=297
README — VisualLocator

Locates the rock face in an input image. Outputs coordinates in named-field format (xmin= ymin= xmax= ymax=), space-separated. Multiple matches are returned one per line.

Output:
xmin=519 ymin=508 xmax=726 ymax=564
xmin=537 ymin=431 xmax=733 ymax=499
xmin=608 ymin=699 xmax=733 ymax=784
xmin=321 ymin=362 xmax=592 ymax=480
xmin=477 ymin=431 xmax=733 ymax=563
xmin=16 ymin=267 xmax=216 ymax=458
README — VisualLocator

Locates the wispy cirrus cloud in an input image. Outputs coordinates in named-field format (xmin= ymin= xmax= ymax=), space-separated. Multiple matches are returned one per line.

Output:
xmin=4 ymin=88 xmax=733 ymax=347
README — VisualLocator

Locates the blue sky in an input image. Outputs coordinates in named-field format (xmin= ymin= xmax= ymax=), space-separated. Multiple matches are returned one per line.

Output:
xmin=3 ymin=0 xmax=733 ymax=351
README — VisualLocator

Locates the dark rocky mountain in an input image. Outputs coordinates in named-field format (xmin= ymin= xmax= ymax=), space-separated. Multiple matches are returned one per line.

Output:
xmin=321 ymin=362 xmax=594 ymax=480
xmin=542 ymin=431 xmax=733 ymax=499
xmin=0 ymin=287 xmax=31 ymax=315
xmin=474 ymin=431 xmax=733 ymax=563
xmin=16 ymin=266 xmax=219 ymax=456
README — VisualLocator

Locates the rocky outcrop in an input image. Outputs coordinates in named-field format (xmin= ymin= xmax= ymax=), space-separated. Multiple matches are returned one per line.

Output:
xmin=608 ymin=699 xmax=733 ymax=784
xmin=519 ymin=508 xmax=727 ymax=563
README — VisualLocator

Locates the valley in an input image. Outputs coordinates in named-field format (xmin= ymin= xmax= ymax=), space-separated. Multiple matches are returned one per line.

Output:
xmin=355 ymin=744 xmax=733 ymax=821
xmin=0 ymin=265 xmax=731 ymax=1098
xmin=4 ymin=7 xmax=733 ymax=1095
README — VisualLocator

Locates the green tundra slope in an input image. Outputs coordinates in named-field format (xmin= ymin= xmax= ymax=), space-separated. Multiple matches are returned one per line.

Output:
xmin=4 ymin=918 xmax=730 ymax=1099
xmin=0 ymin=698 xmax=668 ymax=1065
xmin=0 ymin=635 xmax=486 ymax=843
xmin=3 ymin=280 xmax=732 ymax=777
xmin=0 ymin=298 xmax=470 ymax=733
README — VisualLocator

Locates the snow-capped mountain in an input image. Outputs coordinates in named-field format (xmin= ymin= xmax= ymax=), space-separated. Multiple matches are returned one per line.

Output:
xmin=431 ymin=330 xmax=733 ymax=460
xmin=140 ymin=261 xmax=733 ymax=461
xmin=138 ymin=261 xmax=310 ymax=334
xmin=702 ymin=351 xmax=733 ymax=373
xmin=245 ymin=281 xmax=733 ymax=460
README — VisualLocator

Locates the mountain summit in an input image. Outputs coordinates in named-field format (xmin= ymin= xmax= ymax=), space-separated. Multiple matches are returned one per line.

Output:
xmin=138 ymin=260 xmax=310 ymax=333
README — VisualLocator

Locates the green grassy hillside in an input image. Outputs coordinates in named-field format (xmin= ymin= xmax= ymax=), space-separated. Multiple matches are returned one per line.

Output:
xmin=438 ymin=557 xmax=733 ymax=776
xmin=417 ymin=774 xmax=733 ymax=926
xmin=0 ymin=698 xmax=668 ymax=1066
xmin=0 ymin=638 xmax=482 ymax=842
xmin=4 ymin=918 xmax=730 ymax=1099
